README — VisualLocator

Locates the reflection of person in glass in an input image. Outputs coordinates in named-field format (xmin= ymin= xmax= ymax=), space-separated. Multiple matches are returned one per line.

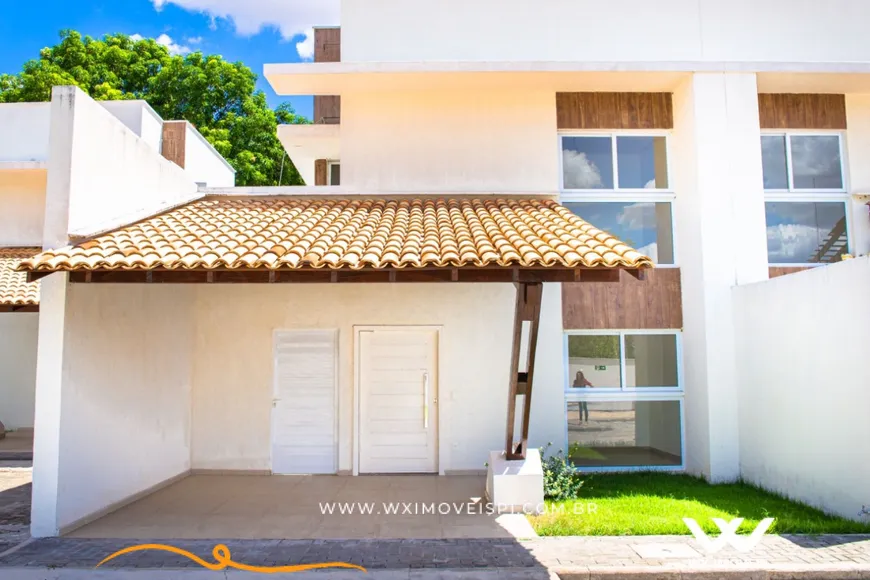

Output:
xmin=572 ymin=371 xmax=593 ymax=423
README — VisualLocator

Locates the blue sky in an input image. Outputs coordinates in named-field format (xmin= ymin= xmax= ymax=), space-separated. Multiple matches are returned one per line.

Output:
xmin=0 ymin=0 xmax=339 ymax=120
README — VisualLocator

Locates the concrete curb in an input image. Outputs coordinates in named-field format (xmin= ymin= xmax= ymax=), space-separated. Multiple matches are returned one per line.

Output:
xmin=555 ymin=564 xmax=870 ymax=580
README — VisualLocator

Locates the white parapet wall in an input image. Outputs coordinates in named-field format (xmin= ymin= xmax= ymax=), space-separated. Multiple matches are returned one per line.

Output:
xmin=42 ymin=87 xmax=199 ymax=247
xmin=341 ymin=0 xmax=870 ymax=65
xmin=733 ymin=258 xmax=870 ymax=521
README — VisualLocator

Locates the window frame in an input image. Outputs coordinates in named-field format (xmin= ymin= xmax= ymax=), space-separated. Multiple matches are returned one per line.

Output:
xmin=761 ymin=130 xmax=852 ymax=267
xmin=559 ymin=130 xmax=678 ymax=267
xmin=327 ymin=160 xmax=340 ymax=186
xmin=563 ymin=329 xmax=684 ymax=396
xmin=559 ymin=130 xmax=674 ymax=194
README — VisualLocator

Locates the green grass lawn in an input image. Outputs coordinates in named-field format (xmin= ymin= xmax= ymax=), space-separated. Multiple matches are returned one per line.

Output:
xmin=530 ymin=472 xmax=870 ymax=536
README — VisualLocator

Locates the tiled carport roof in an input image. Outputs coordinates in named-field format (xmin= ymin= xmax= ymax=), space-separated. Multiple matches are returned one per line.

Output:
xmin=18 ymin=196 xmax=653 ymax=274
xmin=0 ymin=247 xmax=40 ymax=307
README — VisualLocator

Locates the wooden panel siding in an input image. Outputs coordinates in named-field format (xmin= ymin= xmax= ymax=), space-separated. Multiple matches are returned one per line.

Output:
xmin=562 ymin=268 xmax=683 ymax=329
xmin=314 ymin=96 xmax=341 ymax=125
xmin=556 ymin=93 xmax=673 ymax=130
xmin=161 ymin=121 xmax=187 ymax=168
xmin=758 ymin=94 xmax=847 ymax=130
xmin=313 ymin=27 xmax=341 ymax=125
xmin=314 ymin=28 xmax=341 ymax=62
xmin=314 ymin=159 xmax=328 ymax=186
xmin=769 ymin=266 xmax=813 ymax=279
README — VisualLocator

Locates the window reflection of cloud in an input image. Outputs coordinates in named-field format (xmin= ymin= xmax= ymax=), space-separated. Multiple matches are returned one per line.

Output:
xmin=562 ymin=150 xmax=604 ymax=189
xmin=615 ymin=202 xmax=655 ymax=231
xmin=790 ymin=136 xmax=841 ymax=187
xmin=635 ymin=242 xmax=659 ymax=262
xmin=766 ymin=224 xmax=824 ymax=262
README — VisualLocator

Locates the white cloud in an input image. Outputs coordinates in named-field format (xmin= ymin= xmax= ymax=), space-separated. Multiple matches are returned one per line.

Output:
xmin=562 ymin=150 xmax=604 ymax=189
xmin=148 ymin=0 xmax=340 ymax=57
xmin=186 ymin=36 xmax=203 ymax=44
xmin=130 ymin=33 xmax=192 ymax=55
xmin=156 ymin=33 xmax=192 ymax=55
xmin=296 ymin=27 xmax=315 ymax=60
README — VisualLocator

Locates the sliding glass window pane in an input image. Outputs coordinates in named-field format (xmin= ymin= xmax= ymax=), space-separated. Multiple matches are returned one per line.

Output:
xmin=761 ymin=136 xmax=788 ymax=189
xmin=567 ymin=400 xmax=682 ymax=468
xmin=562 ymin=137 xmax=614 ymax=189
xmin=567 ymin=335 xmax=621 ymax=389
xmin=616 ymin=136 xmax=668 ymax=189
xmin=765 ymin=202 xmax=848 ymax=264
xmin=790 ymin=136 xmax=843 ymax=189
xmin=624 ymin=334 xmax=679 ymax=388
xmin=564 ymin=202 xmax=674 ymax=264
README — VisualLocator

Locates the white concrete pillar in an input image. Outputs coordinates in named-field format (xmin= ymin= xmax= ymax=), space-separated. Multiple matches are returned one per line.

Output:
xmin=30 ymin=273 xmax=69 ymax=537
xmin=672 ymin=73 xmax=768 ymax=482
xmin=844 ymin=95 xmax=870 ymax=257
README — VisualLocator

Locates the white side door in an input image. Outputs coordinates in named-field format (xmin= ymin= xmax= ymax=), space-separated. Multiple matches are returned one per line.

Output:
xmin=359 ymin=329 xmax=438 ymax=474
xmin=271 ymin=329 xmax=337 ymax=474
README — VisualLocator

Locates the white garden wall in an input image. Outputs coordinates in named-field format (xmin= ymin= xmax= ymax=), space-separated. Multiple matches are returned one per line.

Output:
xmin=190 ymin=283 xmax=565 ymax=473
xmin=183 ymin=123 xmax=236 ymax=187
xmin=0 ymin=313 xmax=39 ymax=429
xmin=734 ymin=257 xmax=870 ymax=520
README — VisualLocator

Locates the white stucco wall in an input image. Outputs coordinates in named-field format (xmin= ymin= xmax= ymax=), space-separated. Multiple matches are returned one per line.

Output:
xmin=183 ymin=124 xmax=236 ymax=187
xmin=98 ymin=100 xmax=164 ymax=153
xmin=191 ymin=283 xmax=565 ymax=473
xmin=671 ymin=73 xmax=769 ymax=481
xmin=0 ymin=103 xmax=51 ymax=162
xmin=43 ymin=87 xmax=198 ymax=247
xmin=0 ymin=170 xmax=46 ymax=246
xmin=0 ymin=313 xmax=39 ymax=430
xmin=342 ymin=0 xmax=870 ymax=65
xmin=341 ymin=90 xmax=558 ymax=192
xmin=51 ymin=284 xmax=194 ymax=530
xmin=734 ymin=257 xmax=870 ymax=520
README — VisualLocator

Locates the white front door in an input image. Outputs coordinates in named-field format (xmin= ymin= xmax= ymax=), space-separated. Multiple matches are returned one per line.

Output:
xmin=358 ymin=329 xmax=439 ymax=474
xmin=271 ymin=329 xmax=337 ymax=474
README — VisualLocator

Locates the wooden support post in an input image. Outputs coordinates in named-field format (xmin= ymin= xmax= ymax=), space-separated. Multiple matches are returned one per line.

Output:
xmin=504 ymin=281 xmax=543 ymax=460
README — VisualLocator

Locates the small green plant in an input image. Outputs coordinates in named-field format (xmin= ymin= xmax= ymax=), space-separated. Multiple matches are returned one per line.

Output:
xmin=541 ymin=442 xmax=584 ymax=500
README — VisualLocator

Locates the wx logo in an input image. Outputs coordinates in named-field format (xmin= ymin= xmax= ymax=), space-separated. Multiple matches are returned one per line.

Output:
xmin=683 ymin=518 xmax=775 ymax=553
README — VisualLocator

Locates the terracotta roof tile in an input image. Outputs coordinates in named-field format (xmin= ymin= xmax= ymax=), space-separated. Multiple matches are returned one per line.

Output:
xmin=19 ymin=197 xmax=653 ymax=272
xmin=0 ymin=248 xmax=40 ymax=306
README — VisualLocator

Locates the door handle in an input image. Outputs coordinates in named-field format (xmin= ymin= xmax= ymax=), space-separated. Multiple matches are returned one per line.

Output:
xmin=423 ymin=371 xmax=429 ymax=429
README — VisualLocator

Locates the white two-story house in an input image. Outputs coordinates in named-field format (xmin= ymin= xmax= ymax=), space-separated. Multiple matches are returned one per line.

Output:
xmin=14 ymin=0 xmax=870 ymax=538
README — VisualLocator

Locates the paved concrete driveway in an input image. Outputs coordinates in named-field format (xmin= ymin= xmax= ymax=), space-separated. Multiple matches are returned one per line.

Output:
xmin=0 ymin=461 xmax=31 ymax=554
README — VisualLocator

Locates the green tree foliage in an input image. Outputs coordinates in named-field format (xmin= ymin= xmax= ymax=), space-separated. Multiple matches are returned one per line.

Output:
xmin=0 ymin=30 xmax=308 ymax=185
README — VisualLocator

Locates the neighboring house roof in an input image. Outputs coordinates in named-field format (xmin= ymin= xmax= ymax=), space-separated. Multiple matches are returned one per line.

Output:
xmin=18 ymin=197 xmax=652 ymax=274
xmin=0 ymin=248 xmax=40 ymax=308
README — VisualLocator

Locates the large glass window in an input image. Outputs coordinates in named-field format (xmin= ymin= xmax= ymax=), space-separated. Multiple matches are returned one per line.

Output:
xmin=565 ymin=331 xmax=683 ymax=470
xmin=564 ymin=202 xmax=675 ymax=265
xmin=761 ymin=134 xmax=844 ymax=191
xmin=561 ymin=135 xmax=669 ymax=191
xmin=567 ymin=333 xmax=680 ymax=391
xmin=765 ymin=202 xmax=849 ymax=264
xmin=761 ymin=132 xmax=849 ymax=265
xmin=567 ymin=400 xmax=683 ymax=468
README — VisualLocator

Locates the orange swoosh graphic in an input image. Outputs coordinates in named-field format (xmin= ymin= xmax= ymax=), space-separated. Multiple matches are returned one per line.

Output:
xmin=96 ymin=543 xmax=368 ymax=574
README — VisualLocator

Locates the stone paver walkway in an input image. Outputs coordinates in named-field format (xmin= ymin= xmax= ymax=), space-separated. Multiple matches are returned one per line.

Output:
xmin=1 ymin=535 xmax=868 ymax=576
